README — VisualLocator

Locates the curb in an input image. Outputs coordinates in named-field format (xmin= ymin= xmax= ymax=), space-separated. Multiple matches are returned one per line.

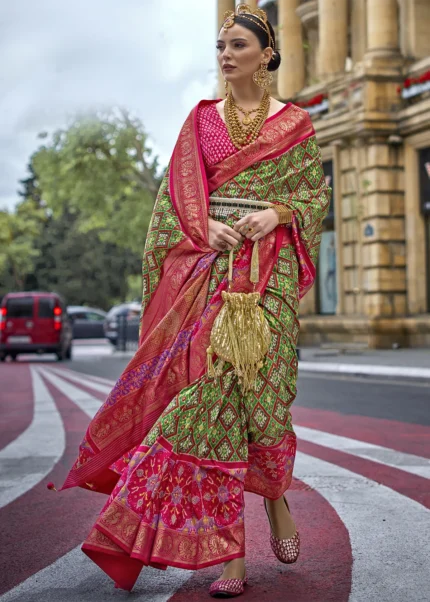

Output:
xmin=298 ymin=361 xmax=430 ymax=380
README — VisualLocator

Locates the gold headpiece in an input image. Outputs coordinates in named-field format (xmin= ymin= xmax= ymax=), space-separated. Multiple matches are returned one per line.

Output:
xmin=223 ymin=3 xmax=274 ymax=50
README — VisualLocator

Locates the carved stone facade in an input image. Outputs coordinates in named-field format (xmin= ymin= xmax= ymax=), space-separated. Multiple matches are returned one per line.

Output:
xmin=216 ymin=0 xmax=430 ymax=347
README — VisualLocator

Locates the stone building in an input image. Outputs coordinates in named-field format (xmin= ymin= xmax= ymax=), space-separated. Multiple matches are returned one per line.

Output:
xmin=216 ymin=0 xmax=430 ymax=348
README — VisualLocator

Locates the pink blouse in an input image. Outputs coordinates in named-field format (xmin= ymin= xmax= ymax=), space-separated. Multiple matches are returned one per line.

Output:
xmin=197 ymin=102 xmax=237 ymax=168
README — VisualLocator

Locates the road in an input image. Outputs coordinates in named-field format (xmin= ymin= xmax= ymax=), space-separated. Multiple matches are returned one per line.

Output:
xmin=0 ymin=342 xmax=429 ymax=602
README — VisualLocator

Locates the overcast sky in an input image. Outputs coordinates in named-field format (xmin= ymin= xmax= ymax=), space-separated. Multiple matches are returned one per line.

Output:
xmin=0 ymin=0 xmax=218 ymax=210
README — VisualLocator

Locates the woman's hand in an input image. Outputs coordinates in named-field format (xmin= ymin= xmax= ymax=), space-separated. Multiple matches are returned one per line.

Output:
xmin=208 ymin=217 xmax=244 ymax=252
xmin=233 ymin=208 xmax=279 ymax=242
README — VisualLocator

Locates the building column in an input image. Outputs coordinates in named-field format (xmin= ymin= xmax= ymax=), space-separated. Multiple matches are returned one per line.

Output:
xmin=217 ymin=0 xmax=236 ymax=98
xmin=366 ymin=0 xmax=399 ymax=58
xmin=412 ymin=0 xmax=430 ymax=58
xmin=277 ymin=0 xmax=305 ymax=99
xmin=296 ymin=0 xmax=319 ymax=84
xmin=318 ymin=0 xmax=348 ymax=77
xmin=217 ymin=0 xmax=235 ymax=29
xmin=404 ymin=138 xmax=428 ymax=315
xmin=351 ymin=0 xmax=367 ymax=64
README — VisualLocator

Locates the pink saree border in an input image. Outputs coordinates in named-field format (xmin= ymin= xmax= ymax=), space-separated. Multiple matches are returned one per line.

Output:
xmin=84 ymin=517 xmax=245 ymax=576
xmin=292 ymin=213 xmax=317 ymax=298
xmin=169 ymin=104 xmax=211 ymax=252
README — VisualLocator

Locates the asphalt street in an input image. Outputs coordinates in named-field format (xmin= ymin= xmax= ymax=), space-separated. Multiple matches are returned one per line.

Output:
xmin=69 ymin=353 xmax=430 ymax=426
xmin=0 ymin=344 xmax=429 ymax=602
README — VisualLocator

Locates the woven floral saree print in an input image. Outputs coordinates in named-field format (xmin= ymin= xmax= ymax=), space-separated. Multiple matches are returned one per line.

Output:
xmin=61 ymin=102 xmax=330 ymax=589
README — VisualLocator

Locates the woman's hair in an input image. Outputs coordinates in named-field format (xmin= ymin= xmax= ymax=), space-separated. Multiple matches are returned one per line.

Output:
xmin=234 ymin=14 xmax=281 ymax=72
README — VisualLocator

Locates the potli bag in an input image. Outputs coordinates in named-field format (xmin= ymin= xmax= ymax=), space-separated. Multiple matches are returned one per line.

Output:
xmin=206 ymin=240 xmax=272 ymax=393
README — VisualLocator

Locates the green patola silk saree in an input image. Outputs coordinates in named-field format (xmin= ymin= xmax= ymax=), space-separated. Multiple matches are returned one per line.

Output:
xmin=60 ymin=100 xmax=331 ymax=590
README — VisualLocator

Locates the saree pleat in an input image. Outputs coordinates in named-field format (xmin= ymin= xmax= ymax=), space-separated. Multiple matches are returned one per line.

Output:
xmin=62 ymin=101 xmax=330 ymax=590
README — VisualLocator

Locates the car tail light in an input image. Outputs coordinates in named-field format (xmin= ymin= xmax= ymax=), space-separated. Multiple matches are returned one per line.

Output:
xmin=0 ymin=307 xmax=6 ymax=331
xmin=54 ymin=306 xmax=62 ymax=331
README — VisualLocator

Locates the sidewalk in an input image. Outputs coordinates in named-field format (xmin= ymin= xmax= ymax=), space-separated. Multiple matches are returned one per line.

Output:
xmin=107 ymin=341 xmax=430 ymax=379
xmin=299 ymin=347 xmax=430 ymax=379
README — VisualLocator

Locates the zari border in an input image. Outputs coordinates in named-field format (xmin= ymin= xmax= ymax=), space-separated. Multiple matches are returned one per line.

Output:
xmin=88 ymin=505 xmax=245 ymax=571
xmin=169 ymin=104 xmax=210 ymax=252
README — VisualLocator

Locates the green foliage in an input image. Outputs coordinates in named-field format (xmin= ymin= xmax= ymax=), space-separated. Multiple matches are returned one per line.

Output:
xmin=32 ymin=108 xmax=160 ymax=253
xmin=0 ymin=200 xmax=46 ymax=291
xmin=25 ymin=209 xmax=141 ymax=310
xmin=0 ymin=108 xmax=161 ymax=306
xmin=126 ymin=273 xmax=144 ymax=303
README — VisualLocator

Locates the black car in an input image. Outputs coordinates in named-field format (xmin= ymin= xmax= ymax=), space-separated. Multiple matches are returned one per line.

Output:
xmin=67 ymin=306 xmax=107 ymax=339
xmin=103 ymin=302 xmax=140 ymax=347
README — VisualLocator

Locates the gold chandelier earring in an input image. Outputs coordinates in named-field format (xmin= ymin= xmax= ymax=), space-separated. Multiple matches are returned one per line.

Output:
xmin=224 ymin=79 xmax=229 ymax=97
xmin=253 ymin=62 xmax=273 ymax=89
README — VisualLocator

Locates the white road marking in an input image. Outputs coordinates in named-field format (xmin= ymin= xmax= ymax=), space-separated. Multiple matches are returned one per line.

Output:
xmin=0 ymin=366 xmax=192 ymax=601
xmin=43 ymin=366 xmax=112 ymax=395
xmin=0 ymin=545 xmax=193 ymax=602
xmin=72 ymin=345 xmax=115 ymax=358
xmin=299 ymin=361 xmax=430 ymax=380
xmin=2 ymin=367 xmax=428 ymax=601
xmin=0 ymin=368 xmax=65 ymax=509
xmin=36 ymin=368 xmax=102 ymax=419
xmin=295 ymin=425 xmax=430 ymax=479
xmin=295 ymin=452 xmax=430 ymax=602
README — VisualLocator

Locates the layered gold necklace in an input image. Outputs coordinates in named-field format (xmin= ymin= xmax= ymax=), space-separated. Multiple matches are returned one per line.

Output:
xmin=225 ymin=89 xmax=271 ymax=150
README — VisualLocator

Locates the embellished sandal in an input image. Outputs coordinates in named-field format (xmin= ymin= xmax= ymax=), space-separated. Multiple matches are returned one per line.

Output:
xmin=209 ymin=574 xmax=247 ymax=598
xmin=264 ymin=497 xmax=300 ymax=564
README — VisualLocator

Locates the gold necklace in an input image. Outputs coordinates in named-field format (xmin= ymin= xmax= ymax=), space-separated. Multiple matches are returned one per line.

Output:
xmin=235 ymin=104 xmax=259 ymax=126
xmin=225 ymin=90 xmax=271 ymax=150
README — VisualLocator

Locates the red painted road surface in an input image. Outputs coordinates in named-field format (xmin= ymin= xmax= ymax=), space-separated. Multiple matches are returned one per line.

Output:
xmin=0 ymin=361 xmax=429 ymax=602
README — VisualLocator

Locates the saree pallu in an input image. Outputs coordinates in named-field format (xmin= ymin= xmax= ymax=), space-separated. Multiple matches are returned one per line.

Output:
xmin=61 ymin=101 xmax=331 ymax=590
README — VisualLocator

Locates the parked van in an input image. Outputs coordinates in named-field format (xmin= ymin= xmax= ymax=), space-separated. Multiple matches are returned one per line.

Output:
xmin=0 ymin=292 xmax=73 ymax=361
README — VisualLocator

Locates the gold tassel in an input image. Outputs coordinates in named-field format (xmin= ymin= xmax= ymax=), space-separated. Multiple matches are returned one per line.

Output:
xmin=215 ymin=359 xmax=225 ymax=377
xmin=250 ymin=239 xmax=259 ymax=284
xmin=228 ymin=247 xmax=234 ymax=286
xmin=206 ymin=241 xmax=272 ymax=393
xmin=207 ymin=346 xmax=216 ymax=378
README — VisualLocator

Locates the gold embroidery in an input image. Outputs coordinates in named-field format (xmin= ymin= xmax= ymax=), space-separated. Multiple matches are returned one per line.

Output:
xmin=171 ymin=109 xmax=210 ymax=249
xmin=98 ymin=500 xmax=140 ymax=551
xmin=91 ymin=499 xmax=245 ymax=568
xmin=84 ymin=527 xmax=124 ymax=554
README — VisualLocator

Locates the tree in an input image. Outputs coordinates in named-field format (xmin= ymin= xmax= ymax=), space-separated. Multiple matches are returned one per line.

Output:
xmin=32 ymin=108 xmax=161 ymax=254
xmin=18 ymin=163 xmax=43 ymax=207
xmin=25 ymin=208 xmax=141 ymax=309
xmin=0 ymin=201 xmax=46 ymax=293
xmin=0 ymin=109 xmax=159 ymax=304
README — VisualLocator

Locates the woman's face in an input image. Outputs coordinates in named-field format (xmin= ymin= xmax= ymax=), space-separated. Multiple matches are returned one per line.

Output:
xmin=216 ymin=23 xmax=272 ymax=86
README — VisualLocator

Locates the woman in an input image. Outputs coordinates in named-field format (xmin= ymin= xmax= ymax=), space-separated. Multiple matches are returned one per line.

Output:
xmin=57 ymin=4 xmax=330 ymax=598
